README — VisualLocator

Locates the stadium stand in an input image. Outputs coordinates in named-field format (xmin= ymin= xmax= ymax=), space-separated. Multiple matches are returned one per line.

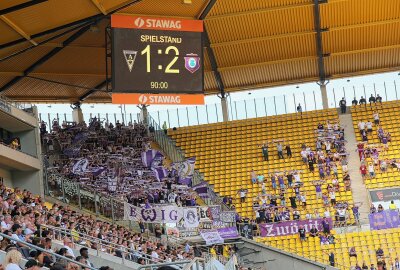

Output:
xmin=256 ymin=227 xmax=400 ymax=270
xmin=351 ymin=101 xmax=400 ymax=189
xmin=169 ymin=109 xmax=355 ymax=225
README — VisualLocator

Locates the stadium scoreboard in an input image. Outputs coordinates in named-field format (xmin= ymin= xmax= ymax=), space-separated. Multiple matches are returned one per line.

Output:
xmin=111 ymin=15 xmax=204 ymax=94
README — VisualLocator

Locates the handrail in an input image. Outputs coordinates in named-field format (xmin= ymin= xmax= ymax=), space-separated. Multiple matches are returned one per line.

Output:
xmin=40 ymin=224 xmax=170 ymax=265
xmin=0 ymin=232 xmax=97 ymax=270
xmin=136 ymin=260 xmax=192 ymax=270
xmin=258 ymin=238 xmax=349 ymax=270
xmin=0 ymin=141 xmax=38 ymax=158
xmin=183 ymin=257 xmax=205 ymax=270
xmin=0 ymin=94 xmax=33 ymax=113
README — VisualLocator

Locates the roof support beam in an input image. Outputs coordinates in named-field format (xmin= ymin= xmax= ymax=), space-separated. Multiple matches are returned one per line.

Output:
xmin=0 ymin=0 xmax=141 ymax=50
xmin=313 ymin=0 xmax=327 ymax=84
xmin=0 ymin=15 xmax=37 ymax=45
xmin=79 ymin=80 xmax=109 ymax=101
xmin=204 ymin=27 xmax=225 ymax=98
xmin=89 ymin=0 xmax=107 ymax=15
xmin=0 ymin=0 xmax=47 ymax=16
xmin=0 ymin=23 xmax=93 ymax=93
xmin=198 ymin=0 xmax=217 ymax=20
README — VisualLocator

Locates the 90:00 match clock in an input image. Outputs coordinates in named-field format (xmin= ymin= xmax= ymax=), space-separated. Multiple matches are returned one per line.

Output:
xmin=111 ymin=15 xmax=204 ymax=94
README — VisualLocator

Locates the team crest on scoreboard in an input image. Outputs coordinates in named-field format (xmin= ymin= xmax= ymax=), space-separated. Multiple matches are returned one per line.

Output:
xmin=123 ymin=50 xmax=138 ymax=72
xmin=184 ymin=53 xmax=201 ymax=73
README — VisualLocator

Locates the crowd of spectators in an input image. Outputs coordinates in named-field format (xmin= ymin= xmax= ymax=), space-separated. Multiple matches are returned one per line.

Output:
xmin=42 ymin=118 xmax=198 ymax=209
xmin=0 ymin=183 xmax=201 ymax=269
xmin=245 ymin=120 xmax=355 ymax=230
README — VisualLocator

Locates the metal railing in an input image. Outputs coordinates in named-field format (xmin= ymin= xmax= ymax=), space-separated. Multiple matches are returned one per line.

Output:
xmin=0 ymin=141 xmax=38 ymax=158
xmin=256 ymin=237 xmax=350 ymax=270
xmin=40 ymin=224 xmax=170 ymax=266
xmin=44 ymin=168 xmax=126 ymax=223
xmin=0 ymin=231 xmax=97 ymax=270
xmin=36 ymin=79 xmax=400 ymax=131
xmin=137 ymin=260 xmax=193 ymax=270
xmin=0 ymin=94 xmax=33 ymax=113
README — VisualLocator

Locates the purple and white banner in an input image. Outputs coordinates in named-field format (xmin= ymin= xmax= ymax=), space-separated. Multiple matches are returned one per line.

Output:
xmin=369 ymin=210 xmax=400 ymax=230
xmin=192 ymin=182 xmax=209 ymax=199
xmin=219 ymin=211 xmax=236 ymax=223
xmin=124 ymin=203 xmax=222 ymax=225
xmin=152 ymin=166 xmax=168 ymax=181
xmin=171 ymin=157 xmax=196 ymax=187
xmin=72 ymin=158 xmax=88 ymax=174
xmin=217 ymin=227 xmax=239 ymax=239
xmin=259 ymin=218 xmax=333 ymax=237
xmin=200 ymin=230 xmax=224 ymax=245
xmin=124 ymin=203 xmax=183 ymax=223
xmin=141 ymin=150 xmax=163 ymax=168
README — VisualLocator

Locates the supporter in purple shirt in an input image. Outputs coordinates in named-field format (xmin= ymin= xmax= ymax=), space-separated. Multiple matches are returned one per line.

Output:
xmin=315 ymin=184 xmax=322 ymax=199
xmin=319 ymin=166 xmax=325 ymax=179
xmin=271 ymin=174 xmax=277 ymax=189
xmin=322 ymin=217 xmax=330 ymax=234
xmin=278 ymin=175 xmax=285 ymax=189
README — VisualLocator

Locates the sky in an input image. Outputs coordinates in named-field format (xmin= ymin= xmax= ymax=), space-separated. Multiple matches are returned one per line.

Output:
xmin=36 ymin=71 xmax=400 ymax=128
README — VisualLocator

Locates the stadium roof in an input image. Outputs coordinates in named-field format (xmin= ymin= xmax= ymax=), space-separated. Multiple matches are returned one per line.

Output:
xmin=0 ymin=0 xmax=400 ymax=103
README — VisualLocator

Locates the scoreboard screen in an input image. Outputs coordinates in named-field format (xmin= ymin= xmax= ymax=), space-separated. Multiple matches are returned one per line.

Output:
xmin=111 ymin=15 xmax=204 ymax=94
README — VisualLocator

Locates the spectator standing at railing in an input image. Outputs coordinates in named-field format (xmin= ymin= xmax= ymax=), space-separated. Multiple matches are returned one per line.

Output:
xmin=297 ymin=103 xmax=302 ymax=114
xmin=79 ymin=248 xmax=94 ymax=268
xmin=352 ymin=97 xmax=358 ymax=106
xmin=339 ymin=97 xmax=347 ymax=114
xmin=369 ymin=94 xmax=376 ymax=104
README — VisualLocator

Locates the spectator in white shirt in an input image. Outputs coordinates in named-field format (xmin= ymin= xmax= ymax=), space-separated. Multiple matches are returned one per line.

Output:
xmin=366 ymin=121 xmax=373 ymax=134
xmin=373 ymin=111 xmax=380 ymax=125
xmin=1 ymin=214 xmax=12 ymax=231
xmin=63 ymin=237 xmax=76 ymax=258
xmin=368 ymin=163 xmax=375 ymax=178
xmin=358 ymin=121 xmax=365 ymax=134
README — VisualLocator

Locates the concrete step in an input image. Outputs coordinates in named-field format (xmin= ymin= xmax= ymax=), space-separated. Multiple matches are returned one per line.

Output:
xmin=339 ymin=113 xmax=370 ymax=224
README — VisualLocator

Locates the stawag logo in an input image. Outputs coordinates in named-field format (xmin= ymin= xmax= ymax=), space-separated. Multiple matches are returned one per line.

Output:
xmin=138 ymin=94 xmax=147 ymax=104
xmin=134 ymin=17 xmax=182 ymax=29
xmin=134 ymin=17 xmax=145 ymax=28
xmin=139 ymin=94 xmax=182 ymax=104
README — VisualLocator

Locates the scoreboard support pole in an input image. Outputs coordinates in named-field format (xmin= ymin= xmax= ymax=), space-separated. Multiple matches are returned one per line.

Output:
xmin=319 ymin=83 xmax=329 ymax=109
xmin=220 ymin=96 xmax=229 ymax=122
xmin=72 ymin=105 xmax=84 ymax=124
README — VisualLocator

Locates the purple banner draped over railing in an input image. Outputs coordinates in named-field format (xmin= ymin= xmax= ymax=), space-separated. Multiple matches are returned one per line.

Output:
xmin=192 ymin=182 xmax=209 ymax=198
xmin=217 ymin=227 xmax=239 ymax=239
xmin=259 ymin=218 xmax=333 ymax=237
xmin=369 ymin=210 xmax=400 ymax=230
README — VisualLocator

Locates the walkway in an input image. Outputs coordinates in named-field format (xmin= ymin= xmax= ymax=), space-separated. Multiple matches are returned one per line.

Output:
xmin=339 ymin=111 xmax=370 ymax=225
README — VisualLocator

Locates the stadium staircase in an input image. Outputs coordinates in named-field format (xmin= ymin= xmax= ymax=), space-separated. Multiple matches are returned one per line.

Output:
xmin=339 ymin=112 xmax=370 ymax=224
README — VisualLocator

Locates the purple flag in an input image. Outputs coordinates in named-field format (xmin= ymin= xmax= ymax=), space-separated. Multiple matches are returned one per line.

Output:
xmin=369 ymin=210 xmax=400 ymax=230
xmin=152 ymin=167 xmax=168 ymax=181
xmin=172 ymin=157 xmax=196 ymax=187
xmin=192 ymin=182 xmax=208 ymax=198
xmin=141 ymin=150 xmax=163 ymax=168
xmin=63 ymin=146 xmax=81 ymax=158
xmin=87 ymin=167 xmax=107 ymax=176
xmin=259 ymin=218 xmax=333 ymax=237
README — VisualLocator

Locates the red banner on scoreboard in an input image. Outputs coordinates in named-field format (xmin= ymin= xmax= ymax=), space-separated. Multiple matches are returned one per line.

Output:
xmin=111 ymin=15 xmax=203 ymax=32
xmin=112 ymin=93 xmax=205 ymax=105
